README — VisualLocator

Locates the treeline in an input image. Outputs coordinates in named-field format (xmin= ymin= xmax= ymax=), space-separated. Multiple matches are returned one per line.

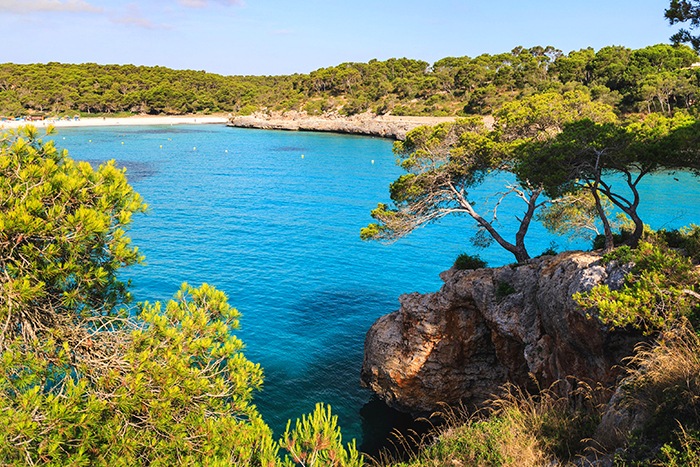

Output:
xmin=1 ymin=43 xmax=699 ymax=117
xmin=0 ymin=63 xmax=298 ymax=116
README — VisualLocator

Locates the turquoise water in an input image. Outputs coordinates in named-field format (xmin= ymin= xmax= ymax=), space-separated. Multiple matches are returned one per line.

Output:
xmin=51 ymin=124 xmax=700 ymax=449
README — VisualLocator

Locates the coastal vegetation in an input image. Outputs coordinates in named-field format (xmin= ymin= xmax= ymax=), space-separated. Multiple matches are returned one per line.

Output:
xmin=0 ymin=126 xmax=362 ymax=466
xmin=1 ymin=42 xmax=700 ymax=119
xmin=3 ymin=2 xmax=700 ymax=463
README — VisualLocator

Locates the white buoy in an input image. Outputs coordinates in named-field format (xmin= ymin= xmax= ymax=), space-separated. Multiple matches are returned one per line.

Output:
xmin=371 ymin=160 xmax=374 ymax=164
xmin=193 ymin=147 xmax=196 ymax=150
xmin=225 ymin=150 xmax=228 ymax=153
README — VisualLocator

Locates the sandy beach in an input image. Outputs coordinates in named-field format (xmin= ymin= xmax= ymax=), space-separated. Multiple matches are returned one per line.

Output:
xmin=0 ymin=115 xmax=229 ymax=130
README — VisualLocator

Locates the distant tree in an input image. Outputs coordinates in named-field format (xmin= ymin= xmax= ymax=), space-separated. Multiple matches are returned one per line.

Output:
xmin=667 ymin=0 xmax=700 ymax=51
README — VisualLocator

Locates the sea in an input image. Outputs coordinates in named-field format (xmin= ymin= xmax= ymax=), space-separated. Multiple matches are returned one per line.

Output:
xmin=49 ymin=123 xmax=700 ymax=453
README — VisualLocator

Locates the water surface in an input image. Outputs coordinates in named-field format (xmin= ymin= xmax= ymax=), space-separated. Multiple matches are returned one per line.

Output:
xmin=52 ymin=124 xmax=700 ymax=449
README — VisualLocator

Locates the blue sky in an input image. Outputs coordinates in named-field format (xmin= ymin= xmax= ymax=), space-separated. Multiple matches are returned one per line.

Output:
xmin=0 ymin=0 xmax=689 ymax=76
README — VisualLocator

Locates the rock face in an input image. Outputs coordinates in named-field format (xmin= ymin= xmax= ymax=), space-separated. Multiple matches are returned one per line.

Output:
xmin=360 ymin=251 xmax=642 ymax=413
xmin=228 ymin=111 xmax=467 ymax=140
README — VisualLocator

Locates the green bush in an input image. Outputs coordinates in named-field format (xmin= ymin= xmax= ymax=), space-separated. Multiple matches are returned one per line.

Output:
xmin=576 ymin=241 xmax=700 ymax=333
xmin=0 ymin=126 xmax=363 ymax=466
xmin=538 ymin=242 xmax=559 ymax=257
xmin=601 ymin=245 xmax=634 ymax=265
xmin=455 ymin=253 xmax=487 ymax=270
xmin=496 ymin=281 xmax=516 ymax=300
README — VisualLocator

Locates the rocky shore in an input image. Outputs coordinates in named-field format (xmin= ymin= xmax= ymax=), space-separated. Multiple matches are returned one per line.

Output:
xmin=227 ymin=111 xmax=474 ymax=140
xmin=360 ymin=251 xmax=645 ymax=414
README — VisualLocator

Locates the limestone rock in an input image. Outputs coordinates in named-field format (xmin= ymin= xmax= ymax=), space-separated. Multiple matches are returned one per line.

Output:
xmin=361 ymin=251 xmax=644 ymax=413
xmin=228 ymin=111 xmax=465 ymax=140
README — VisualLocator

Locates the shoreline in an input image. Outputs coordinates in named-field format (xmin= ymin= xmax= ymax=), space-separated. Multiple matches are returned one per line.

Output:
xmin=2 ymin=112 xmax=493 ymax=140
xmin=228 ymin=111 xmax=465 ymax=140
xmin=0 ymin=115 xmax=229 ymax=130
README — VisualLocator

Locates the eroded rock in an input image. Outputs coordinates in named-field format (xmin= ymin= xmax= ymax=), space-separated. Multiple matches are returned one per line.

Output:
xmin=360 ymin=251 xmax=644 ymax=413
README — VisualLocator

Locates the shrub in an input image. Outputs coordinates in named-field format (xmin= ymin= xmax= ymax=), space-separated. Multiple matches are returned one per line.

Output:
xmin=576 ymin=241 xmax=700 ymax=333
xmin=454 ymin=253 xmax=487 ymax=270
xmin=538 ymin=242 xmax=558 ymax=257
xmin=0 ymin=127 xmax=362 ymax=466
xmin=601 ymin=245 xmax=634 ymax=265
xmin=0 ymin=125 xmax=147 ymax=346
xmin=496 ymin=281 xmax=516 ymax=300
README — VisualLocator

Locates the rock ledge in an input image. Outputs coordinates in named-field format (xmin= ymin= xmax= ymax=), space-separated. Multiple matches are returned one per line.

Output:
xmin=360 ymin=251 xmax=643 ymax=413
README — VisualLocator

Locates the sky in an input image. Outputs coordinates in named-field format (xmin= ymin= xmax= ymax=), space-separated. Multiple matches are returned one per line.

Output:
xmin=0 ymin=0 xmax=690 ymax=76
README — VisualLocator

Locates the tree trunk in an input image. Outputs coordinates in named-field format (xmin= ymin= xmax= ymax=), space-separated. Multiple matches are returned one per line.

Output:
xmin=590 ymin=183 xmax=615 ymax=252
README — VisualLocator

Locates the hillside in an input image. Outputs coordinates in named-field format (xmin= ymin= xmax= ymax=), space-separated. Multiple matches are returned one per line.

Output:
xmin=2 ymin=43 xmax=699 ymax=119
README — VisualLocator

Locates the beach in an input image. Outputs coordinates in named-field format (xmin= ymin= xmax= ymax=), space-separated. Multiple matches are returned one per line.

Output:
xmin=1 ymin=115 xmax=229 ymax=130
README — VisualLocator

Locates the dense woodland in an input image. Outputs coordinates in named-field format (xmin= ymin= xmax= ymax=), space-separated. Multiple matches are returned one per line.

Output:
xmin=2 ymin=43 xmax=700 ymax=118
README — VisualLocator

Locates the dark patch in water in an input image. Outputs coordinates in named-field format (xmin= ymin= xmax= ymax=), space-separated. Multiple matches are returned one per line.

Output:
xmin=272 ymin=146 xmax=307 ymax=152
xmin=79 ymin=159 xmax=158 ymax=182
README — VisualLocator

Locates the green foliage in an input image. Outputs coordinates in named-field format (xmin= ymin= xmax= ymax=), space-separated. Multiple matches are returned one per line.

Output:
xmin=575 ymin=241 xmax=700 ymax=333
xmin=601 ymin=245 xmax=634 ymax=265
xmin=454 ymin=253 xmax=487 ymax=270
xmin=279 ymin=403 xmax=362 ymax=467
xmin=0 ymin=125 xmax=147 ymax=345
xmin=666 ymin=0 xmax=700 ymax=51
xmin=592 ymin=229 xmax=633 ymax=250
xmin=496 ymin=281 xmax=516 ymax=300
xmin=610 ymin=323 xmax=700 ymax=466
xmin=537 ymin=242 xmax=558 ymax=257
xmin=0 ymin=283 xmax=278 ymax=466
xmin=394 ymin=381 xmax=605 ymax=467
xmin=518 ymin=114 xmax=700 ymax=249
xmin=0 ymin=129 xmax=361 ymax=466
xmin=2 ymin=43 xmax=699 ymax=118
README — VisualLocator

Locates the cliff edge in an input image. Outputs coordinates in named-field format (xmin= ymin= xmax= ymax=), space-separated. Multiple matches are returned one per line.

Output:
xmin=228 ymin=111 xmax=470 ymax=140
xmin=361 ymin=251 xmax=644 ymax=413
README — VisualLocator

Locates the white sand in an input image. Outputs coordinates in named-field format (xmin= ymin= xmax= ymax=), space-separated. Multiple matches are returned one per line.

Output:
xmin=1 ymin=115 xmax=229 ymax=130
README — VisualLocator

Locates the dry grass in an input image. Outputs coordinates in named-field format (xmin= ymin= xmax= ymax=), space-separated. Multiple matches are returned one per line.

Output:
xmin=623 ymin=320 xmax=700 ymax=420
xmin=608 ymin=319 xmax=700 ymax=466
xmin=370 ymin=378 xmax=608 ymax=467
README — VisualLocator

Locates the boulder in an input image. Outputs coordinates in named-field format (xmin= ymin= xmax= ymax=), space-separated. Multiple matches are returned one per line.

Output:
xmin=360 ymin=251 xmax=643 ymax=413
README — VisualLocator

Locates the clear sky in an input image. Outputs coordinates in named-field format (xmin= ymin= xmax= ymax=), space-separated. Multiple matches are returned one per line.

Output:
xmin=0 ymin=0 xmax=689 ymax=76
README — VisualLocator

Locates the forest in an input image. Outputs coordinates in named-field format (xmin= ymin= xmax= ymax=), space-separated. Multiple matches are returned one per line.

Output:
xmin=1 ymin=43 xmax=699 ymax=118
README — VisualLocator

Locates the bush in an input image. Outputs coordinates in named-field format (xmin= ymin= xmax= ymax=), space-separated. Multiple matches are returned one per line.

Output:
xmin=592 ymin=229 xmax=632 ymax=250
xmin=601 ymin=245 xmax=634 ymax=265
xmin=576 ymin=241 xmax=700 ymax=333
xmin=496 ymin=281 xmax=516 ymax=300
xmin=396 ymin=381 xmax=605 ymax=467
xmin=0 ymin=127 xmax=363 ymax=466
xmin=0 ymin=125 xmax=146 ymax=345
xmin=537 ymin=242 xmax=558 ymax=257
xmin=454 ymin=253 xmax=487 ymax=270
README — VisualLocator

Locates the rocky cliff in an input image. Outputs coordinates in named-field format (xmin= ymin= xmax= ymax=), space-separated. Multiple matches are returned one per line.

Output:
xmin=361 ymin=251 xmax=644 ymax=414
xmin=228 ymin=111 xmax=464 ymax=140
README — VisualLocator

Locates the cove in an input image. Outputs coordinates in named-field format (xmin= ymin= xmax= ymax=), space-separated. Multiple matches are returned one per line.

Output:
xmin=50 ymin=124 xmax=700 ymax=451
